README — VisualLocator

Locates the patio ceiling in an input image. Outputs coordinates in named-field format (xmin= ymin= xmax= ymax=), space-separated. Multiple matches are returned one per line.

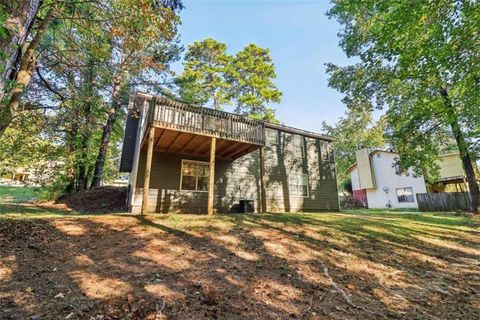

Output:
xmin=141 ymin=127 xmax=261 ymax=161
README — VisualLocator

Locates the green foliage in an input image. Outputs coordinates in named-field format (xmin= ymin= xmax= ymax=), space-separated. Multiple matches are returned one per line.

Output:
xmin=229 ymin=44 xmax=282 ymax=121
xmin=3 ymin=0 xmax=182 ymax=194
xmin=177 ymin=40 xmax=282 ymax=121
xmin=177 ymin=38 xmax=232 ymax=109
xmin=0 ymin=4 xmax=9 ymax=74
xmin=322 ymin=108 xmax=387 ymax=186
xmin=0 ymin=5 xmax=7 ymax=40
xmin=327 ymin=0 xmax=480 ymax=193
xmin=342 ymin=179 xmax=353 ymax=195
xmin=0 ymin=113 xmax=61 ymax=180
xmin=0 ymin=111 xmax=67 ymax=199
xmin=108 ymin=0 xmax=181 ymax=77
xmin=0 ymin=6 xmax=7 ymax=38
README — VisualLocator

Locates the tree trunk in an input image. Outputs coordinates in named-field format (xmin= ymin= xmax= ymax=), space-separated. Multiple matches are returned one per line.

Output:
xmin=77 ymin=61 xmax=95 ymax=191
xmin=90 ymin=74 xmax=123 ymax=188
xmin=0 ymin=0 xmax=41 ymax=94
xmin=77 ymin=106 xmax=93 ymax=190
xmin=65 ymin=121 xmax=80 ymax=194
xmin=0 ymin=0 xmax=56 ymax=139
xmin=441 ymin=89 xmax=479 ymax=213
xmin=77 ymin=128 xmax=90 ymax=191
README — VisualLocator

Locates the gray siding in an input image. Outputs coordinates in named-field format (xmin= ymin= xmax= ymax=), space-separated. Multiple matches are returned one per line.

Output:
xmin=132 ymin=128 xmax=339 ymax=213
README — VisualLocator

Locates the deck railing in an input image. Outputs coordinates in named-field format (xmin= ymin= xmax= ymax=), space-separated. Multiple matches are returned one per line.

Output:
xmin=141 ymin=95 xmax=265 ymax=145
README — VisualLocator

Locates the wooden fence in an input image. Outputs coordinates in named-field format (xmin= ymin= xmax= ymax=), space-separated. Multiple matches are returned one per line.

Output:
xmin=416 ymin=192 xmax=471 ymax=212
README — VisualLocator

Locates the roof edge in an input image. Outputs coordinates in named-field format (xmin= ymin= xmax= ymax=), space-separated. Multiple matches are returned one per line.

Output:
xmin=264 ymin=122 xmax=334 ymax=142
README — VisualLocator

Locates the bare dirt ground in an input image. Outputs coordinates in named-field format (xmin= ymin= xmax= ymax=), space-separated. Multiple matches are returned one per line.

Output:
xmin=1 ymin=210 xmax=479 ymax=319
xmin=50 ymin=186 xmax=128 ymax=213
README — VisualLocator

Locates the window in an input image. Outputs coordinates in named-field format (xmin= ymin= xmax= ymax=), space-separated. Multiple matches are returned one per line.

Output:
xmin=394 ymin=163 xmax=404 ymax=175
xmin=281 ymin=132 xmax=292 ymax=145
xmin=289 ymin=173 xmax=309 ymax=197
xmin=393 ymin=161 xmax=408 ymax=176
xmin=266 ymin=129 xmax=278 ymax=144
xmin=396 ymin=187 xmax=414 ymax=203
xmin=180 ymin=160 xmax=209 ymax=191
xmin=293 ymin=135 xmax=305 ymax=158
xmin=320 ymin=141 xmax=331 ymax=162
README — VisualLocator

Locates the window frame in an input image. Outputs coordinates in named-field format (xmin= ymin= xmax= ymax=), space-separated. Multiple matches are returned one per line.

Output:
xmin=320 ymin=141 xmax=331 ymax=162
xmin=394 ymin=163 xmax=401 ymax=175
xmin=293 ymin=135 xmax=305 ymax=159
xmin=289 ymin=173 xmax=309 ymax=198
xmin=396 ymin=187 xmax=415 ymax=203
xmin=180 ymin=159 xmax=210 ymax=192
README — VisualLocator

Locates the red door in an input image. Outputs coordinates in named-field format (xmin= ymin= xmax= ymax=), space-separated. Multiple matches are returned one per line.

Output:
xmin=353 ymin=189 xmax=368 ymax=208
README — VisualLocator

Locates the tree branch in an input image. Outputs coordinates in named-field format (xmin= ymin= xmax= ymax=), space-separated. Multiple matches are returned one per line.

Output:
xmin=36 ymin=67 xmax=66 ymax=101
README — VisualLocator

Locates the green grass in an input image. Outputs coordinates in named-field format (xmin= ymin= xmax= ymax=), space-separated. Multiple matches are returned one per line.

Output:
xmin=0 ymin=185 xmax=45 ymax=203
xmin=0 ymin=183 xmax=478 ymax=236
xmin=0 ymin=185 xmax=76 ymax=218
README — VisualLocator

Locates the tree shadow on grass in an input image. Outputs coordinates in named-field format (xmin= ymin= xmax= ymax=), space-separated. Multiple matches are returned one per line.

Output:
xmin=1 ymin=213 xmax=479 ymax=320
xmin=0 ymin=204 xmax=87 ymax=217
xmin=234 ymin=213 xmax=480 ymax=313
xmin=2 ymin=215 xmax=345 ymax=319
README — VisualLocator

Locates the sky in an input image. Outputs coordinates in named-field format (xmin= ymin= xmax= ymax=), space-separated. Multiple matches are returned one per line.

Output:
xmin=173 ymin=0 xmax=355 ymax=133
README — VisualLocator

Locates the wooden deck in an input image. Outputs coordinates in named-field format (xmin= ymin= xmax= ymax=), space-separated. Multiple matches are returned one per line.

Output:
xmin=133 ymin=93 xmax=265 ymax=160
xmin=131 ymin=93 xmax=268 ymax=214
xmin=145 ymin=95 xmax=264 ymax=144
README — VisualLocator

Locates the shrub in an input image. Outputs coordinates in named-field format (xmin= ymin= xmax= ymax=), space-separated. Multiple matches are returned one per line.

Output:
xmin=340 ymin=194 xmax=367 ymax=209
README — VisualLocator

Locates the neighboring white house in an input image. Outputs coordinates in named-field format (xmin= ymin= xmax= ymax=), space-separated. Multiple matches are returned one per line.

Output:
xmin=348 ymin=149 xmax=427 ymax=209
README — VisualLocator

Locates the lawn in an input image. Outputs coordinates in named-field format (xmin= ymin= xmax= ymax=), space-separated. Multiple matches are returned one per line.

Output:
xmin=0 ymin=206 xmax=479 ymax=319
xmin=0 ymin=185 xmax=43 ymax=204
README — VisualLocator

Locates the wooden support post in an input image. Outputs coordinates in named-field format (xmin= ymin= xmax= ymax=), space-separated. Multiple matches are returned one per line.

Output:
xmin=207 ymin=137 xmax=216 ymax=215
xmin=259 ymin=146 xmax=267 ymax=213
xmin=142 ymin=126 xmax=155 ymax=214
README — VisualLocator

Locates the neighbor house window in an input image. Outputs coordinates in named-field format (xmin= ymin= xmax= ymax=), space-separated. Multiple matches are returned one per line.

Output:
xmin=396 ymin=187 xmax=414 ymax=203
xmin=393 ymin=163 xmax=407 ymax=175
xmin=180 ymin=160 xmax=209 ymax=191
xmin=293 ymin=135 xmax=305 ymax=158
xmin=289 ymin=173 xmax=309 ymax=197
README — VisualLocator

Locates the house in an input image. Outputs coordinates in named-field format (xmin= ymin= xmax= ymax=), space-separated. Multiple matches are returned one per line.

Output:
xmin=348 ymin=148 xmax=480 ymax=209
xmin=119 ymin=92 xmax=339 ymax=214
xmin=348 ymin=149 xmax=427 ymax=209
xmin=1 ymin=169 xmax=32 ymax=183
xmin=0 ymin=162 xmax=62 ymax=186
xmin=428 ymin=153 xmax=480 ymax=193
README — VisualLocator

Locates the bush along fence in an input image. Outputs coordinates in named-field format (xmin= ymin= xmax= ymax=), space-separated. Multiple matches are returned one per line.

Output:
xmin=416 ymin=192 xmax=471 ymax=212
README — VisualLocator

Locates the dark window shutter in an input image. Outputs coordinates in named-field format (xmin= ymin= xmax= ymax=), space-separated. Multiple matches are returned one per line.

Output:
xmin=119 ymin=111 xmax=139 ymax=172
